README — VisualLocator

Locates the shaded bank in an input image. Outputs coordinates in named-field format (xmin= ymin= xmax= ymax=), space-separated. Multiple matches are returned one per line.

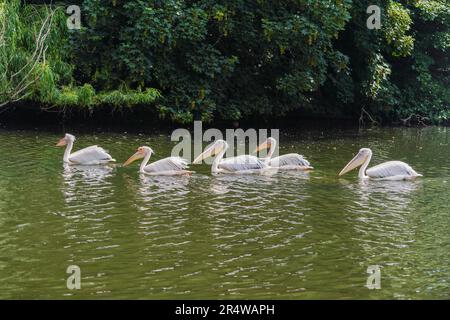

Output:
xmin=1 ymin=100 xmax=448 ymax=133
xmin=0 ymin=101 xmax=361 ymax=133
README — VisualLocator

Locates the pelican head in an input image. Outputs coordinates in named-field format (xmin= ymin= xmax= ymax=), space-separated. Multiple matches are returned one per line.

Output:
xmin=193 ymin=140 xmax=228 ymax=164
xmin=56 ymin=133 xmax=75 ymax=147
xmin=123 ymin=146 xmax=154 ymax=167
xmin=339 ymin=148 xmax=372 ymax=176
xmin=254 ymin=137 xmax=276 ymax=153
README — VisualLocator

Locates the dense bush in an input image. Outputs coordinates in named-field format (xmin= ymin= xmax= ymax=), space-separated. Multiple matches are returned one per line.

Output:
xmin=1 ymin=0 xmax=448 ymax=124
xmin=392 ymin=0 xmax=449 ymax=124
xmin=71 ymin=0 xmax=353 ymax=123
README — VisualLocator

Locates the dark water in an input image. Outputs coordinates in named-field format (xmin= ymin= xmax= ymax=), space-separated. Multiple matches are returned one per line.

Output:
xmin=0 ymin=126 xmax=448 ymax=299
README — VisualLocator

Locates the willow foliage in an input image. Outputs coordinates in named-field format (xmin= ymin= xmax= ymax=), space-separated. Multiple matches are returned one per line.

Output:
xmin=0 ymin=0 xmax=160 ymax=110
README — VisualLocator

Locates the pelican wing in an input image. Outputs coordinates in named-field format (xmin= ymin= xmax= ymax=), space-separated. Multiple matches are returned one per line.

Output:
xmin=144 ymin=157 xmax=189 ymax=173
xmin=269 ymin=153 xmax=311 ymax=167
xmin=366 ymin=161 xmax=420 ymax=179
xmin=219 ymin=155 xmax=266 ymax=172
xmin=69 ymin=146 xmax=114 ymax=164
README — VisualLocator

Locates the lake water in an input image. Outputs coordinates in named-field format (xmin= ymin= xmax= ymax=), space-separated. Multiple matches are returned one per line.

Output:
xmin=0 ymin=126 xmax=448 ymax=299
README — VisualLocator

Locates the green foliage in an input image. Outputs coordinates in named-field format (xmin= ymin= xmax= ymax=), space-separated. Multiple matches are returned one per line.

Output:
xmin=385 ymin=1 xmax=414 ymax=57
xmin=334 ymin=0 xmax=448 ymax=124
xmin=0 ymin=0 xmax=57 ymax=106
xmin=97 ymin=88 xmax=161 ymax=108
xmin=72 ymin=0 xmax=353 ymax=123
xmin=55 ymin=84 xmax=96 ymax=108
xmin=53 ymin=85 xmax=161 ymax=110
xmin=1 ymin=0 xmax=448 ymax=124
xmin=390 ymin=0 xmax=450 ymax=124
xmin=0 ymin=0 xmax=160 ymax=110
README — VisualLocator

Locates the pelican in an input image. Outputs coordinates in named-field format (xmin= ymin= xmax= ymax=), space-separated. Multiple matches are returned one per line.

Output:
xmin=255 ymin=137 xmax=313 ymax=170
xmin=339 ymin=148 xmax=422 ymax=180
xmin=193 ymin=139 xmax=268 ymax=174
xmin=56 ymin=133 xmax=115 ymax=165
xmin=123 ymin=146 xmax=193 ymax=176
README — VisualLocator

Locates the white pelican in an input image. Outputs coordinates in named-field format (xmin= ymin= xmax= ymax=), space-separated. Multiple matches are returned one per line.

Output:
xmin=339 ymin=148 xmax=422 ymax=180
xmin=123 ymin=146 xmax=193 ymax=176
xmin=255 ymin=137 xmax=313 ymax=170
xmin=56 ymin=133 xmax=115 ymax=165
xmin=193 ymin=139 xmax=268 ymax=174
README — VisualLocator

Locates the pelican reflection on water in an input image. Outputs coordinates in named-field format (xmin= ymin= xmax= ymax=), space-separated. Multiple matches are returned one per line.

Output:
xmin=344 ymin=178 xmax=422 ymax=208
xmin=137 ymin=174 xmax=191 ymax=195
xmin=60 ymin=164 xmax=115 ymax=213
xmin=207 ymin=172 xmax=282 ymax=195
xmin=62 ymin=163 xmax=114 ymax=181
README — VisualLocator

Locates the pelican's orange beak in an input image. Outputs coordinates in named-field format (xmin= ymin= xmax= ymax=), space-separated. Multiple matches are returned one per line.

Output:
xmin=193 ymin=143 xmax=221 ymax=164
xmin=123 ymin=150 xmax=144 ymax=167
xmin=56 ymin=138 xmax=67 ymax=147
xmin=339 ymin=152 xmax=367 ymax=176
xmin=254 ymin=140 xmax=271 ymax=153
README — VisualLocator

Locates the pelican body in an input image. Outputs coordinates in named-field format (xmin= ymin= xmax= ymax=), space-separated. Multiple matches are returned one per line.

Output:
xmin=339 ymin=148 xmax=422 ymax=180
xmin=124 ymin=146 xmax=192 ymax=176
xmin=255 ymin=137 xmax=313 ymax=170
xmin=56 ymin=133 xmax=115 ymax=165
xmin=193 ymin=140 xmax=268 ymax=174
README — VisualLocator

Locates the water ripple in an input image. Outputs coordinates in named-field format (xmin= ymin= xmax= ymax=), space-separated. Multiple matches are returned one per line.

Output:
xmin=0 ymin=127 xmax=448 ymax=299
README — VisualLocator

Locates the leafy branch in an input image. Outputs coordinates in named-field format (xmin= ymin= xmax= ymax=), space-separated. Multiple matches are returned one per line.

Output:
xmin=0 ymin=3 xmax=54 ymax=108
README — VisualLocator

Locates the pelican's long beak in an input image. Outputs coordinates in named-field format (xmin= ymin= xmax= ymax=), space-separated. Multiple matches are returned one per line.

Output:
xmin=193 ymin=144 xmax=220 ymax=164
xmin=339 ymin=152 xmax=367 ymax=176
xmin=254 ymin=140 xmax=270 ymax=153
xmin=56 ymin=138 xmax=67 ymax=147
xmin=123 ymin=151 xmax=144 ymax=167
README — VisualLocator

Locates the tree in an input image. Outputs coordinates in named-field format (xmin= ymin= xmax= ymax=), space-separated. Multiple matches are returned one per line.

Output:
xmin=0 ymin=0 xmax=54 ymax=107
xmin=72 ymin=0 xmax=352 ymax=123
xmin=2 ymin=0 xmax=448 ymax=124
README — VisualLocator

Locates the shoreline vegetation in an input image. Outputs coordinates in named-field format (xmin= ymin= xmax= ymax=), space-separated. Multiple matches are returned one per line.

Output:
xmin=0 ymin=0 xmax=448 ymax=127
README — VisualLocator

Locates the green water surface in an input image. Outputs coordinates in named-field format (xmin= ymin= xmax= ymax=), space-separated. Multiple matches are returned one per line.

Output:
xmin=0 ymin=126 xmax=448 ymax=299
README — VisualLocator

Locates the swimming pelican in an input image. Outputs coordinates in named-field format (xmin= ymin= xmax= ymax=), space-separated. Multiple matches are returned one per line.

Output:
xmin=255 ymin=137 xmax=313 ymax=170
xmin=339 ymin=148 xmax=422 ymax=180
xmin=124 ymin=146 xmax=193 ymax=176
xmin=193 ymin=139 xmax=268 ymax=174
xmin=56 ymin=133 xmax=115 ymax=165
